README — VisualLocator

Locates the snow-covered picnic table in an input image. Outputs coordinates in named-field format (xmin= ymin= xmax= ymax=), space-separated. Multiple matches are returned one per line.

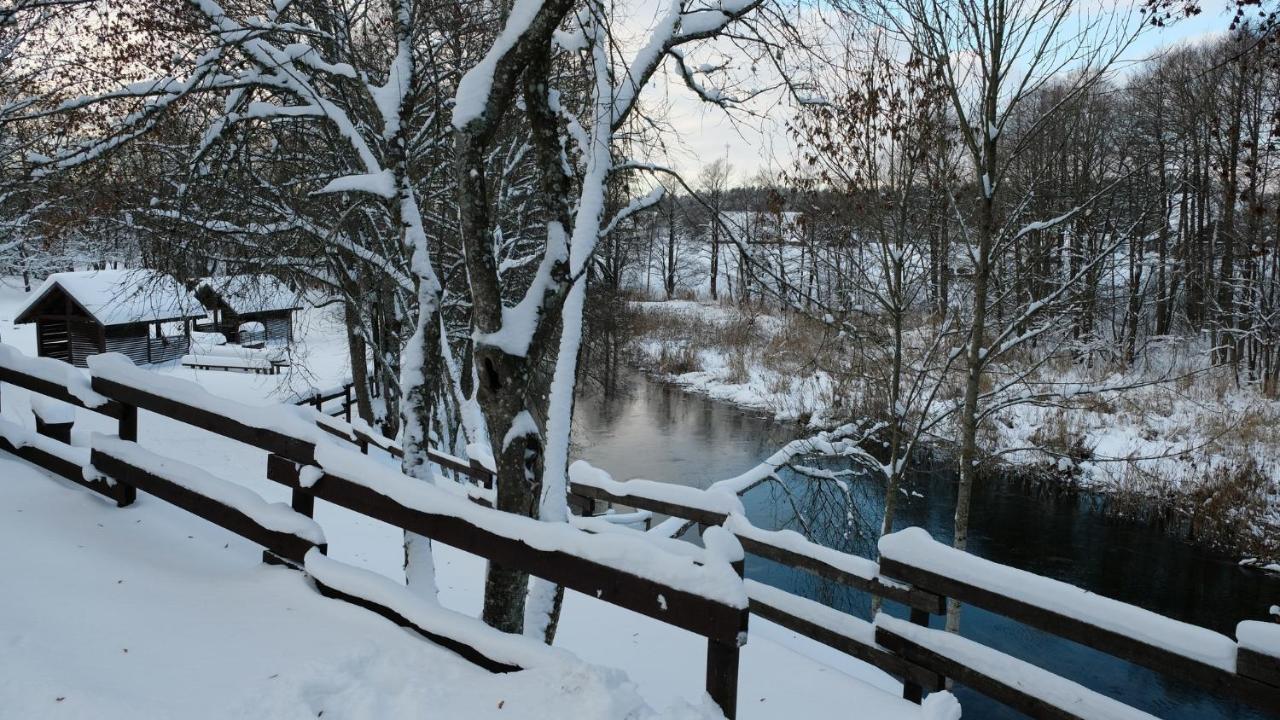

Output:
xmin=181 ymin=353 xmax=279 ymax=374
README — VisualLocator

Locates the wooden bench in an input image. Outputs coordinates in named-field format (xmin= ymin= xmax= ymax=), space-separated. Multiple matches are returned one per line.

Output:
xmin=180 ymin=354 xmax=278 ymax=375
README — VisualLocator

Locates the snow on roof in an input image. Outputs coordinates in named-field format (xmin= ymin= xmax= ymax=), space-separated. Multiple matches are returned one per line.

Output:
xmin=14 ymin=269 xmax=202 ymax=326
xmin=197 ymin=275 xmax=301 ymax=314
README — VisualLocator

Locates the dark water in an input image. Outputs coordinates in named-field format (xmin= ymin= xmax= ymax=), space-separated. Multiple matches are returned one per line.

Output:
xmin=572 ymin=372 xmax=1280 ymax=720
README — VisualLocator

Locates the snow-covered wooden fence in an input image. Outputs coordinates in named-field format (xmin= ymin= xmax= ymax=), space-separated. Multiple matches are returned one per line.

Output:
xmin=0 ymin=345 xmax=136 ymax=507
xmin=293 ymin=381 xmax=356 ymax=421
xmin=0 ymin=346 xmax=748 ymax=718
xmin=3 ymin=342 xmax=1277 ymax=718
xmin=566 ymin=469 xmax=1280 ymax=719
xmin=873 ymin=529 xmax=1280 ymax=718
xmin=311 ymin=410 xmax=496 ymax=492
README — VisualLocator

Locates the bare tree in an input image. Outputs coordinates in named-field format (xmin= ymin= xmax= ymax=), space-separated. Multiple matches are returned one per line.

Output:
xmin=449 ymin=0 xmax=803 ymax=636
xmin=699 ymin=157 xmax=732 ymax=300
xmin=851 ymin=0 xmax=1150 ymax=630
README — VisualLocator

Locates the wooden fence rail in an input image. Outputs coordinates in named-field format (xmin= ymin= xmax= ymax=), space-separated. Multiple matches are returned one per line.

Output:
xmin=294 ymin=382 xmax=355 ymax=422
xmin=264 ymin=455 xmax=748 ymax=645
xmin=0 ymin=346 xmax=748 ymax=718
xmin=314 ymin=412 xmax=496 ymax=488
xmin=1 ymin=345 xmax=1277 ymax=719
xmin=567 ymin=472 xmax=946 ymax=702
xmin=875 ymin=533 xmax=1280 ymax=715
xmin=92 ymin=444 xmax=326 ymax=566
xmin=565 ymin=470 xmax=1280 ymax=718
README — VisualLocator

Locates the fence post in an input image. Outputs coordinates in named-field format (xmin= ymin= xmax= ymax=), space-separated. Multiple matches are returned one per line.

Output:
xmin=470 ymin=457 xmax=494 ymax=490
xmin=706 ymin=557 xmax=744 ymax=719
xmin=264 ymin=457 xmax=317 ymax=568
xmin=901 ymin=607 xmax=932 ymax=703
xmin=114 ymin=404 xmax=138 ymax=507
xmin=343 ymin=384 xmax=352 ymax=423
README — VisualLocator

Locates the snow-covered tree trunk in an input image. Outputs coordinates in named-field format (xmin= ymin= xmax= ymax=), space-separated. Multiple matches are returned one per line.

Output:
xmin=451 ymin=0 xmax=776 ymax=634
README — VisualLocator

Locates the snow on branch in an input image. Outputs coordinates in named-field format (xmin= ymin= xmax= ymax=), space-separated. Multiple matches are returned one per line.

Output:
xmin=608 ymin=0 xmax=762 ymax=131
xmin=315 ymin=170 xmax=397 ymax=199
xmin=569 ymin=460 xmax=746 ymax=518
xmin=452 ymin=0 xmax=551 ymax=129
xmin=472 ymin=223 xmax=568 ymax=356
xmin=186 ymin=0 xmax=384 ymax=176
xmin=649 ymin=422 xmax=873 ymax=538
xmin=599 ymin=186 xmax=664 ymax=239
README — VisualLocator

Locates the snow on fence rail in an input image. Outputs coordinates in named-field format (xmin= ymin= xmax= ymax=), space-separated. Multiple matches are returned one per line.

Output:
xmin=566 ymin=460 xmax=1280 ymax=718
xmin=293 ymin=380 xmax=355 ymax=421
xmin=303 ymin=549 xmax=581 ymax=674
xmin=874 ymin=615 xmax=1161 ymax=720
xmin=0 ymin=345 xmax=749 ymax=717
xmin=0 ymin=417 xmax=101 ymax=495
xmin=309 ymin=412 xmax=496 ymax=488
xmin=745 ymin=579 xmax=943 ymax=694
xmin=264 ymin=451 xmax=748 ymax=637
xmin=5 ymin=343 xmax=1278 ymax=717
xmin=1239 ymin=622 xmax=1280 ymax=690
xmin=0 ymin=344 xmax=117 ymax=416
xmin=567 ymin=459 xmax=945 ymax=703
xmin=91 ymin=435 xmax=325 ymax=566
xmin=88 ymin=352 xmax=326 ymax=464
xmin=875 ymin=528 xmax=1280 ymax=715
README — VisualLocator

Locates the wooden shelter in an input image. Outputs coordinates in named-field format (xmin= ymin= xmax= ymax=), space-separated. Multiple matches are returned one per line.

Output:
xmin=193 ymin=275 xmax=301 ymax=346
xmin=13 ymin=270 xmax=202 ymax=367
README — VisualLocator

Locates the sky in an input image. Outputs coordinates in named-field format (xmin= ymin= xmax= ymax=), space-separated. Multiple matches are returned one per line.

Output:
xmin=652 ymin=1 xmax=1235 ymax=185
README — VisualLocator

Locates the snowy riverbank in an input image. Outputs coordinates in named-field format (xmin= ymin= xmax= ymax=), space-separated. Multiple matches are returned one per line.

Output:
xmin=626 ymin=298 xmax=1280 ymax=560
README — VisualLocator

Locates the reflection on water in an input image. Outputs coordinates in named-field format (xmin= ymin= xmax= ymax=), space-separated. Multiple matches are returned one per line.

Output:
xmin=573 ymin=372 xmax=1280 ymax=720
xmin=572 ymin=374 xmax=792 ymax=489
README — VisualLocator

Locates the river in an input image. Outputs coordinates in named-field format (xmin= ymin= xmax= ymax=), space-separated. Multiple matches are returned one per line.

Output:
xmin=572 ymin=371 xmax=1280 ymax=719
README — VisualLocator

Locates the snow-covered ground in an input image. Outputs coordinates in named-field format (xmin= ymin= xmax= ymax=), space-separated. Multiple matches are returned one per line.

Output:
xmin=0 ymin=457 xmax=679 ymax=720
xmin=0 ymin=276 xmax=954 ymax=719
